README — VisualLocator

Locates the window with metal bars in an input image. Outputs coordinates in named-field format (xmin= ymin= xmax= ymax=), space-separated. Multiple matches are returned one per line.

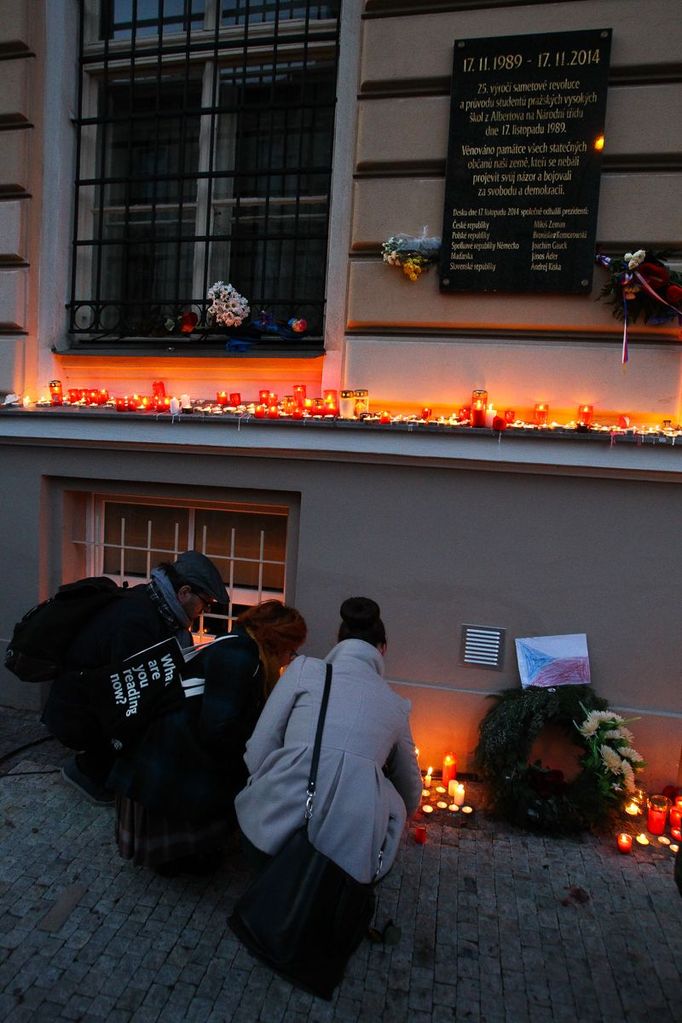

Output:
xmin=69 ymin=0 xmax=340 ymax=350
xmin=73 ymin=495 xmax=289 ymax=643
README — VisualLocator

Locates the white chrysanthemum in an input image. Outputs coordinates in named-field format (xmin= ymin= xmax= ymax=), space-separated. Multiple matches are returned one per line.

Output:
xmin=617 ymin=726 xmax=635 ymax=745
xmin=603 ymin=729 xmax=626 ymax=741
xmin=600 ymin=744 xmax=624 ymax=774
xmin=620 ymin=746 xmax=644 ymax=766
xmin=578 ymin=710 xmax=619 ymax=737
xmin=626 ymin=248 xmax=646 ymax=269
xmin=620 ymin=759 xmax=636 ymax=793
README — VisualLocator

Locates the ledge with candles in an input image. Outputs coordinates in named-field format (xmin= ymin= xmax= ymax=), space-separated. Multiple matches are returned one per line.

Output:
xmin=3 ymin=383 xmax=680 ymax=445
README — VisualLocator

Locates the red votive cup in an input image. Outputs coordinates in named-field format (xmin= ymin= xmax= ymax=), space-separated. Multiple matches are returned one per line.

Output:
xmin=504 ymin=409 xmax=516 ymax=423
xmin=115 ymin=397 xmax=129 ymax=412
xmin=267 ymin=405 xmax=280 ymax=419
xmin=577 ymin=404 xmax=593 ymax=426
xmin=534 ymin=403 xmax=549 ymax=425
xmin=49 ymin=380 xmax=63 ymax=406
xmin=617 ymin=833 xmax=632 ymax=854
xmin=293 ymin=384 xmax=306 ymax=408
xmin=152 ymin=380 xmax=166 ymax=397
xmin=216 ymin=391 xmax=228 ymax=406
xmin=97 ymin=389 xmax=109 ymax=405
xmin=67 ymin=388 xmax=83 ymax=403
xmin=421 ymin=407 xmax=432 ymax=421
xmin=414 ymin=825 xmax=427 ymax=845
xmin=647 ymin=795 xmax=670 ymax=835
xmin=229 ymin=392 xmax=241 ymax=405
xmin=254 ymin=404 xmax=267 ymax=418
xmin=258 ymin=389 xmax=270 ymax=403
xmin=470 ymin=402 xmax=485 ymax=427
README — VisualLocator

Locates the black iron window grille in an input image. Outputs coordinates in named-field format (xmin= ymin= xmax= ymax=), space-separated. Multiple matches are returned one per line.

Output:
xmin=69 ymin=0 xmax=341 ymax=350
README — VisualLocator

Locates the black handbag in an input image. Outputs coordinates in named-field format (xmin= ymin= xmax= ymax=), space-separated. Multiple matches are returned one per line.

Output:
xmin=229 ymin=663 xmax=376 ymax=1000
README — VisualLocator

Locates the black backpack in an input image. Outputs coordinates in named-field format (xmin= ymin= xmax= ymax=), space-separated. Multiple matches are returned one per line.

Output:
xmin=4 ymin=577 xmax=126 ymax=683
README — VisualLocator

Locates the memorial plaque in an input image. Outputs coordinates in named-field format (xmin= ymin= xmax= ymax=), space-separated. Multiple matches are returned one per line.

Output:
xmin=439 ymin=29 xmax=612 ymax=294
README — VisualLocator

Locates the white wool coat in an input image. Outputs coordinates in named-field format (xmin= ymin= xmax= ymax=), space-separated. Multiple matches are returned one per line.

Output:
xmin=234 ymin=639 xmax=423 ymax=883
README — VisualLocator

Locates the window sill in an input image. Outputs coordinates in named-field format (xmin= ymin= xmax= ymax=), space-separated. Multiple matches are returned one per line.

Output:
xmin=56 ymin=339 xmax=325 ymax=358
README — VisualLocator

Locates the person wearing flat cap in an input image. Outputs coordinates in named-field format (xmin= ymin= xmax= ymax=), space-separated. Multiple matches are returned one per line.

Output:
xmin=43 ymin=550 xmax=227 ymax=806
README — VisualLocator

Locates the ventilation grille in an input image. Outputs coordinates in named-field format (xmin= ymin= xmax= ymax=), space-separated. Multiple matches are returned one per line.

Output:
xmin=460 ymin=625 xmax=506 ymax=670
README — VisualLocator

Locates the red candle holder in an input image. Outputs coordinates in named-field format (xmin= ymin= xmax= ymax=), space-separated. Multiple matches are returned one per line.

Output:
xmin=229 ymin=392 xmax=241 ymax=406
xmin=87 ymin=389 xmax=100 ymax=405
xmin=504 ymin=409 xmax=516 ymax=423
xmin=647 ymin=795 xmax=670 ymax=835
xmin=254 ymin=404 xmax=268 ymax=418
xmin=258 ymin=389 xmax=271 ymax=403
xmin=267 ymin=404 xmax=280 ymax=419
xmin=115 ymin=397 xmax=130 ymax=412
xmin=421 ymin=407 xmax=432 ymax=421
xmin=577 ymin=404 xmax=593 ymax=426
xmin=669 ymin=804 xmax=682 ymax=831
xmin=414 ymin=825 xmax=427 ymax=845
xmin=67 ymin=388 xmax=83 ymax=403
xmin=534 ymin=403 xmax=549 ymax=425
xmin=293 ymin=384 xmax=306 ymax=408
xmin=97 ymin=389 xmax=109 ymax=405
xmin=152 ymin=380 xmax=166 ymax=397
xmin=216 ymin=391 xmax=229 ymax=406
xmin=292 ymin=408 xmax=304 ymax=420
xmin=471 ymin=389 xmax=487 ymax=427
xmin=379 ymin=411 xmax=391 ymax=424
xmin=442 ymin=753 xmax=457 ymax=787
xmin=616 ymin=833 xmax=632 ymax=854
xmin=49 ymin=380 xmax=63 ymax=406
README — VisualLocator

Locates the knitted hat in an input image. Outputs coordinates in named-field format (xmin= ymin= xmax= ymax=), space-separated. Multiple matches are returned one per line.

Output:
xmin=174 ymin=551 xmax=228 ymax=604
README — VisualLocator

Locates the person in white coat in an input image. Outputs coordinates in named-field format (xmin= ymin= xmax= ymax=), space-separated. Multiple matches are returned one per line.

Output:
xmin=234 ymin=597 xmax=422 ymax=884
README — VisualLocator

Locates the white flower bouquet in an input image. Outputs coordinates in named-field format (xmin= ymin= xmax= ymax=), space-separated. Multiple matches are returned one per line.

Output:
xmin=207 ymin=281 xmax=250 ymax=328
xmin=576 ymin=706 xmax=645 ymax=796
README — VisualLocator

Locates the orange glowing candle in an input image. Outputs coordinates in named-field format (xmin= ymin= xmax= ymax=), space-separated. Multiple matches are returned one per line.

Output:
xmin=617 ymin=833 xmax=632 ymax=854
xmin=423 ymin=767 xmax=433 ymax=789
xmin=442 ymin=753 xmax=457 ymax=787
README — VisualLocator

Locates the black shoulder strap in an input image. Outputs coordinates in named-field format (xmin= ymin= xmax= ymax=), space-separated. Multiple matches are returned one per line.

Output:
xmin=305 ymin=663 xmax=332 ymax=819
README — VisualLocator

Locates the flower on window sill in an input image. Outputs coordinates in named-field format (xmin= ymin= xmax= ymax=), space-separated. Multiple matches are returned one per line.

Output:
xmin=381 ymin=232 xmax=441 ymax=282
xmin=207 ymin=281 xmax=250 ymax=328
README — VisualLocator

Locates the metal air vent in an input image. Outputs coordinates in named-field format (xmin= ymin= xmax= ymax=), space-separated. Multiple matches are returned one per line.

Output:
xmin=460 ymin=625 xmax=506 ymax=670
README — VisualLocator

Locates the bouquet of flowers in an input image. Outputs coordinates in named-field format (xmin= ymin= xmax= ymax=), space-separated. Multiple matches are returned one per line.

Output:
xmin=381 ymin=231 xmax=441 ymax=282
xmin=575 ymin=706 xmax=645 ymax=798
xmin=596 ymin=249 xmax=682 ymax=325
xmin=207 ymin=281 xmax=250 ymax=328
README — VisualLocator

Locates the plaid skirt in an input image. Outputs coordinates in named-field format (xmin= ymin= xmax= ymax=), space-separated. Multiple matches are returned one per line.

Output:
xmin=115 ymin=795 xmax=230 ymax=867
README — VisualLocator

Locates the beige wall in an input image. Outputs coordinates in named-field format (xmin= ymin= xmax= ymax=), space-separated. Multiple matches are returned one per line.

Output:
xmin=344 ymin=0 xmax=682 ymax=423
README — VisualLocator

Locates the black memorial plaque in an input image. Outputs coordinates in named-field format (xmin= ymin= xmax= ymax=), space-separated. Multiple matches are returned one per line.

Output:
xmin=439 ymin=29 xmax=612 ymax=294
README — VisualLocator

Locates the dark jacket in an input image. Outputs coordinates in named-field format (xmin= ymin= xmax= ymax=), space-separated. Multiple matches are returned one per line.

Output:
xmin=107 ymin=628 xmax=264 ymax=823
xmin=42 ymin=584 xmax=191 ymax=751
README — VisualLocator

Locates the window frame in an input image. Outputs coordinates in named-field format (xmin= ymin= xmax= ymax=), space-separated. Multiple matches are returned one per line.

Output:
xmin=68 ymin=0 xmax=341 ymax=353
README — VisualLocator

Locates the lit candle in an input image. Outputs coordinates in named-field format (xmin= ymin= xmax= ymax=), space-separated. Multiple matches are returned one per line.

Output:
xmin=229 ymin=392 xmax=241 ymax=406
xmin=254 ymin=404 xmax=268 ymax=418
xmin=461 ymin=805 xmax=473 ymax=814
xmin=216 ymin=391 xmax=228 ymax=406
xmin=421 ymin=407 xmax=432 ymax=421
xmin=448 ymin=780 xmax=457 ymax=798
xmin=97 ymin=389 xmax=109 ymax=405
xmin=115 ymin=397 xmax=129 ymax=412
xmin=454 ymin=783 xmax=465 ymax=807
xmin=436 ymin=801 xmax=448 ymax=809
xmin=647 ymin=795 xmax=670 ymax=836
xmin=435 ymin=786 xmax=446 ymax=794
xmin=577 ymin=404 xmax=594 ymax=426
xmin=448 ymin=804 xmax=459 ymax=812
xmin=484 ymin=404 xmax=497 ymax=428
xmin=534 ymin=402 xmax=549 ymax=425
xmin=671 ymin=828 xmax=682 ymax=842
xmin=293 ymin=384 xmax=306 ymax=408
xmin=421 ymin=789 xmax=430 ymax=798
xmin=617 ymin=833 xmax=633 ymax=854
xmin=624 ymin=801 xmax=641 ymax=816
xmin=414 ymin=825 xmax=427 ymax=845
xmin=669 ymin=804 xmax=682 ymax=831
xmin=49 ymin=380 xmax=63 ymax=406
xmin=152 ymin=380 xmax=166 ymax=397
xmin=671 ymin=844 xmax=680 ymax=853
xmin=267 ymin=404 xmax=279 ymax=419
xmin=379 ymin=411 xmax=391 ymax=424
xmin=259 ymin=389 xmax=270 ymax=403
xmin=657 ymin=836 xmax=671 ymax=845
xmin=339 ymin=390 xmax=355 ymax=418
xmin=422 ymin=804 xmax=434 ymax=815
xmin=169 ymin=397 xmax=181 ymax=415
xmin=323 ymin=389 xmax=338 ymax=414
xmin=442 ymin=753 xmax=457 ymax=787
xmin=470 ymin=400 xmax=485 ymax=428
xmin=423 ymin=767 xmax=433 ymax=789
xmin=67 ymin=388 xmax=82 ymax=403
xmin=636 ymin=833 xmax=650 ymax=846
xmin=504 ymin=409 xmax=516 ymax=423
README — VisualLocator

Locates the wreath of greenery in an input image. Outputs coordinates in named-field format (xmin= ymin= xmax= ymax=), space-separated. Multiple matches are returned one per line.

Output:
xmin=474 ymin=686 xmax=642 ymax=834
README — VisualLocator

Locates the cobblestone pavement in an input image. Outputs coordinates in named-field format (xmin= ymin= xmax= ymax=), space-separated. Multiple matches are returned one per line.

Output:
xmin=1 ymin=705 xmax=681 ymax=1023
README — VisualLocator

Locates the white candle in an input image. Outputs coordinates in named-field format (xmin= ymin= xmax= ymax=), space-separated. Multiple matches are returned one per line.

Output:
xmin=169 ymin=397 xmax=181 ymax=415
xmin=422 ymin=804 xmax=434 ymax=814
xmin=436 ymin=801 xmax=448 ymax=809
xmin=435 ymin=786 xmax=446 ymax=794
xmin=448 ymin=780 xmax=457 ymax=798
xmin=180 ymin=393 xmax=191 ymax=409
xmin=636 ymin=833 xmax=649 ymax=846
xmin=448 ymin=804 xmax=459 ymax=812
xmin=461 ymin=805 xmax=473 ymax=814
xmin=484 ymin=404 xmax=496 ymax=428
xmin=423 ymin=767 xmax=433 ymax=789
xmin=454 ymin=783 xmax=465 ymax=806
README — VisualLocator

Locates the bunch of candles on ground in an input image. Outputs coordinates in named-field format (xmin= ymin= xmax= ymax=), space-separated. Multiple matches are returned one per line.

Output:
xmin=11 ymin=381 xmax=680 ymax=436
xmin=616 ymin=790 xmax=682 ymax=855
xmin=414 ymin=751 xmax=474 ymax=844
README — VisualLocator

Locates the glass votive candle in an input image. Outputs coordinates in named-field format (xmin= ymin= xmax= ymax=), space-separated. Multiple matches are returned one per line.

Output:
xmin=421 ymin=407 xmax=432 ymax=421
xmin=152 ymin=380 xmax=166 ymax=397
xmin=254 ymin=404 xmax=268 ymax=418
xmin=379 ymin=411 xmax=391 ymax=424
xmin=229 ymin=392 xmax=241 ymax=406
xmin=504 ymin=409 xmax=516 ymax=423
xmin=258 ymin=389 xmax=271 ymax=403
xmin=577 ymin=404 xmax=594 ymax=425
xmin=49 ymin=379 xmax=63 ymax=405
xmin=414 ymin=824 xmax=427 ymax=845
xmin=216 ymin=391 xmax=228 ymax=406
xmin=471 ymin=388 xmax=487 ymax=427
xmin=293 ymin=384 xmax=306 ymax=407
xmin=115 ymin=397 xmax=129 ymax=412
xmin=669 ymin=803 xmax=682 ymax=831
xmin=442 ymin=753 xmax=456 ymax=786
xmin=323 ymin=389 xmax=338 ymax=411
xmin=67 ymin=388 xmax=82 ymax=403
xmin=647 ymin=795 xmax=670 ymax=835
xmin=534 ymin=402 xmax=549 ymax=425
xmin=617 ymin=833 xmax=633 ymax=854
xmin=97 ymin=389 xmax=109 ymax=404
xmin=267 ymin=404 xmax=280 ymax=419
